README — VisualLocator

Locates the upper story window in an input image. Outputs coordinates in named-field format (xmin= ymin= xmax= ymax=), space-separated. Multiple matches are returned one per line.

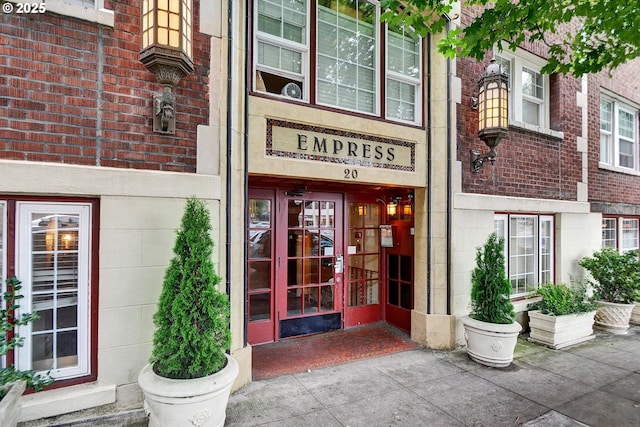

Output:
xmin=5 ymin=0 xmax=116 ymax=27
xmin=253 ymin=0 xmax=423 ymax=125
xmin=494 ymin=48 xmax=549 ymax=130
xmin=600 ymin=94 xmax=639 ymax=172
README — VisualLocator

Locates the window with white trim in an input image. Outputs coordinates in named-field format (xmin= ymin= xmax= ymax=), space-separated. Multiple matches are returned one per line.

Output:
xmin=254 ymin=0 xmax=423 ymax=125
xmin=0 ymin=200 xmax=96 ymax=383
xmin=494 ymin=48 xmax=549 ymax=129
xmin=600 ymin=95 xmax=639 ymax=171
xmin=602 ymin=216 xmax=640 ymax=254
xmin=602 ymin=217 xmax=617 ymax=248
xmin=494 ymin=214 xmax=554 ymax=297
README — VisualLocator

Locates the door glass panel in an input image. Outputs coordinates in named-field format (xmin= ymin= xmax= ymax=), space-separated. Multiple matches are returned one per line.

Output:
xmin=389 ymin=280 xmax=399 ymax=305
xmin=249 ymin=261 xmax=271 ymax=290
xmin=303 ymin=258 xmax=319 ymax=284
xmin=320 ymin=285 xmax=334 ymax=311
xmin=304 ymin=287 xmax=319 ymax=312
xmin=346 ymin=202 xmax=380 ymax=308
xmin=249 ymin=294 xmax=270 ymax=321
xmin=288 ymin=230 xmax=303 ymax=256
xmin=288 ymin=200 xmax=304 ymax=227
xmin=400 ymin=256 xmax=411 ymax=282
xmin=287 ymin=289 xmax=302 ymax=315
xmin=320 ymin=257 xmax=334 ymax=282
xmin=248 ymin=197 xmax=274 ymax=325
xmin=320 ymin=201 xmax=334 ymax=227
xmin=400 ymin=283 xmax=411 ymax=309
xmin=285 ymin=197 xmax=337 ymax=317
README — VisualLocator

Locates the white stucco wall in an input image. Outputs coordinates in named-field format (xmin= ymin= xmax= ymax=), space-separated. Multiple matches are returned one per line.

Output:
xmin=451 ymin=187 xmax=600 ymax=346
xmin=0 ymin=160 xmax=222 ymax=421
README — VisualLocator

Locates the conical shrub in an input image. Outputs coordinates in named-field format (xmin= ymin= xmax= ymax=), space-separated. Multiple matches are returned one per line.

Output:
xmin=151 ymin=197 xmax=230 ymax=379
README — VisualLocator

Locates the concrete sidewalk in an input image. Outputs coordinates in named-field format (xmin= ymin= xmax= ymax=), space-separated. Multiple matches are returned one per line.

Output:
xmin=226 ymin=326 xmax=640 ymax=426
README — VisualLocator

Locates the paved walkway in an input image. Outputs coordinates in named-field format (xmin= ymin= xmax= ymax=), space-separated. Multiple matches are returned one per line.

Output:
xmin=226 ymin=326 xmax=640 ymax=426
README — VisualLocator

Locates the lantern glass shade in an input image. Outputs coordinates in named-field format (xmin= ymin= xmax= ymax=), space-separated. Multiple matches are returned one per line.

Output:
xmin=141 ymin=0 xmax=193 ymax=65
xmin=387 ymin=202 xmax=397 ymax=217
xmin=477 ymin=60 xmax=508 ymax=145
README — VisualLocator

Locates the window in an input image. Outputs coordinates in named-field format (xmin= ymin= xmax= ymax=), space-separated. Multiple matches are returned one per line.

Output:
xmin=494 ymin=48 xmax=549 ymax=129
xmin=494 ymin=214 xmax=554 ymax=297
xmin=602 ymin=217 xmax=617 ymax=248
xmin=603 ymin=216 xmax=640 ymax=253
xmin=1 ymin=199 xmax=97 ymax=383
xmin=600 ymin=95 xmax=639 ymax=171
xmin=253 ymin=0 xmax=423 ymax=124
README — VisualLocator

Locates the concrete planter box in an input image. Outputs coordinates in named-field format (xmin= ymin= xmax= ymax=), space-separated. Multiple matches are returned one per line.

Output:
xmin=528 ymin=310 xmax=596 ymax=349
xmin=0 ymin=381 xmax=26 ymax=427
xmin=594 ymin=301 xmax=635 ymax=334
xmin=630 ymin=303 xmax=640 ymax=326
xmin=462 ymin=317 xmax=522 ymax=368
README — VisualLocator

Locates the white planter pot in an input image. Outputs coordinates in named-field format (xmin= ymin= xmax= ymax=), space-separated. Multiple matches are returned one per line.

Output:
xmin=528 ymin=310 xmax=596 ymax=349
xmin=594 ymin=301 xmax=635 ymax=334
xmin=630 ymin=303 xmax=640 ymax=326
xmin=0 ymin=381 xmax=26 ymax=427
xmin=138 ymin=354 xmax=239 ymax=427
xmin=462 ymin=317 xmax=522 ymax=368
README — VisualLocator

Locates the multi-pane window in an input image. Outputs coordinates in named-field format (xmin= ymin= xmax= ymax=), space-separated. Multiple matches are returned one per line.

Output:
xmin=602 ymin=216 xmax=640 ymax=253
xmin=386 ymin=25 xmax=421 ymax=123
xmin=254 ymin=0 xmax=423 ymax=124
xmin=494 ymin=214 xmax=554 ymax=297
xmin=0 ymin=200 xmax=95 ymax=383
xmin=602 ymin=217 xmax=617 ymax=248
xmin=600 ymin=95 xmax=639 ymax=171
xmin=495 ymin=49 xmax=548 ymax=128
xmin=622 ymin=218 xmax=639 ymax=253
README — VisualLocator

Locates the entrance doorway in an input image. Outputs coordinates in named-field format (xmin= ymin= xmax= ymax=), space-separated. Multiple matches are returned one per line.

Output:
xmin=247 ymin=184 xmax=414 ymax=345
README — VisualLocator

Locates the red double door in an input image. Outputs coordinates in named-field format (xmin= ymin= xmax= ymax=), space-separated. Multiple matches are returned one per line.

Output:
xmin=247 ymin=188 xmax=413 ymax=345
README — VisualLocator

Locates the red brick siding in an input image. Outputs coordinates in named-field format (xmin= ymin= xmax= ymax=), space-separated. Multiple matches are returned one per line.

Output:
xmin=457 ymin=8 xmax=584 ymax=200
xmin=0 ymin=0 xmax=210 ymax=172
xmin=587 ymin=59 xmax=640 ymax=206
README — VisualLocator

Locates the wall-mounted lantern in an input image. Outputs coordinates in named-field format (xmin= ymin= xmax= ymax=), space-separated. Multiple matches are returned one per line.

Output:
xmin=140 ymin=0 xmax=194 ymax=134
xmin=471 ymin=59 xmax=509 ymax=173
xmin=386 ymin=197 xmax=401 ymax=218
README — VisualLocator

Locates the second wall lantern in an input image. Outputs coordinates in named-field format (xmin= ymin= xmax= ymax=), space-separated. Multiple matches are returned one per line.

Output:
xmin=140 ymin=0 xmax=194 ymax=134
xmin=471 ymin=58 xmax=509 ymax=173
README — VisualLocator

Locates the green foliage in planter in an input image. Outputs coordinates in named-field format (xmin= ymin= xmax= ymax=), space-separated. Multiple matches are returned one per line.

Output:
xmin=528 ymin=281 xmax=599 ymax=316
xmin=470 ymin=233 xmax=515 ymax=324
xmin=579 ymin=248 xmax=640 ymax=304
xmin=1 ymin=276 xmax=54 ymax=399
xmin=151 ymin=198 xmax=231 ymax=380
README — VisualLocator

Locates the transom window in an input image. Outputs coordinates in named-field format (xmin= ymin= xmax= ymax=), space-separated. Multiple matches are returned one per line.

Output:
xmin=600 ymin=95 xmax=639 ymax=171
xmin=495 ymin=48 xmax=549 ymax=129
xmin=253 ymin=0 xmax=423 ymax=125
xmin=494 ymin=214 xmax=554 ymax=297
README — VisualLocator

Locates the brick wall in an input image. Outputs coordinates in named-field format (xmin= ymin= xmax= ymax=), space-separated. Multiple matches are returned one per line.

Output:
xmin=587 ymin=59 xmax=640 ymax=207
xmin=0 ymin=0 xmax=210 ymax=172
xmin=457 ymin=8 xmax=584 ymax=201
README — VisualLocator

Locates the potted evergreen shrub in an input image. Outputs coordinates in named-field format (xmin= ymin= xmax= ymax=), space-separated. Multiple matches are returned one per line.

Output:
xmin=579 ymin=248 xmax=640 ymax=334
xmin=138 ymin=198 xmax=238 ymax=427
xmin=1 ymin=276 xmax=54 ymax=427
xmin=463 ymin=233 xmax=521 ymax=368
xmin=527 ymin=281 xmax=599 ymax=349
